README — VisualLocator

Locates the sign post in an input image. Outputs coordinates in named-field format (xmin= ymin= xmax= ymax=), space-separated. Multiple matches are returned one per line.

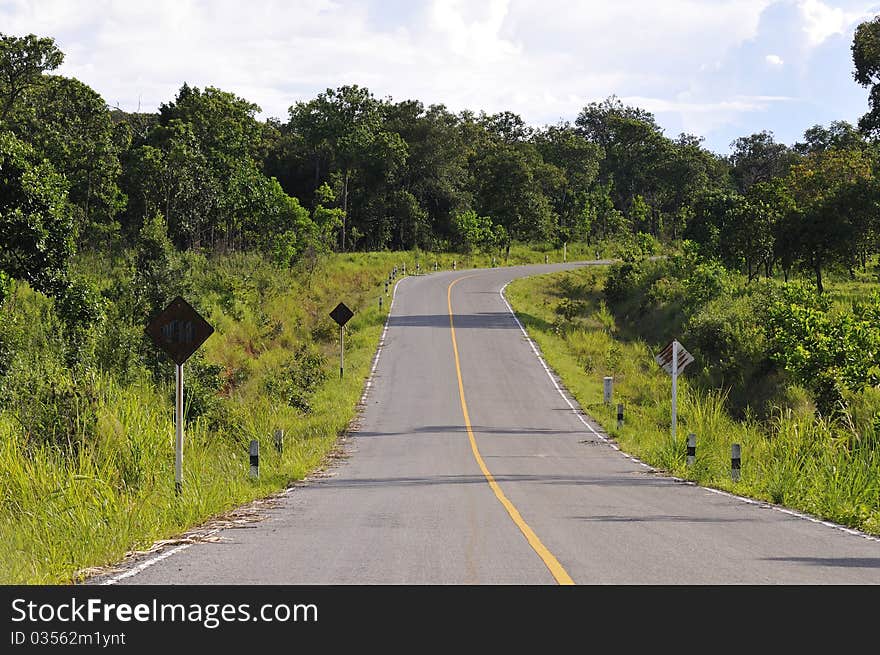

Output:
xmin=329 ymin=302 xmax=354 ymax=379
xmin=175 ymin=363 xmax=183 ymax=493
xmin=654 ymin=339 xmax=694 ymax=441
xmin=146 ymin=296 xmax=214 ymax=495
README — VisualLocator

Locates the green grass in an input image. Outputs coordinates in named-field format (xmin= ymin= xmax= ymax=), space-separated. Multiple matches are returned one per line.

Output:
xmin=0 ymin=251 xmax=397 ymax=584
xmin=505 ymin=268 xmax=880 ymax=537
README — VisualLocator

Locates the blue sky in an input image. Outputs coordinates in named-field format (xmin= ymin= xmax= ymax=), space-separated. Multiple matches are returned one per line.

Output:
xmin=2 ymin=0 xmax=879 ymax=154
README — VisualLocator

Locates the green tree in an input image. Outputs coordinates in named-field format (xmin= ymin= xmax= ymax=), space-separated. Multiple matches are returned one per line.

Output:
xmin=795 ymin=121 xmax=864 ymax=154
xmin=472 ymin=142 xmax=555 ymax=254
xmin=727 ymin=131 xmax=797 ymax=194
xmin=0 ymin=32 xmax=63 ymax=120
xmin=288 ymin=85 xmax=396 ymax=250
xmin=381 ymin=101 xmax=471 ymax=249
xmin=853 ymin=15 xmax=880 ymax=138
xmin=20 ymin=75 xmax=126 ymax=244
xmin=784 ymin=148 xmax=874 ymax=292
xmin=532 ymin=122 xmax=602 ymax=241
xmin=0 ymin=131 xmax=73 ymax=296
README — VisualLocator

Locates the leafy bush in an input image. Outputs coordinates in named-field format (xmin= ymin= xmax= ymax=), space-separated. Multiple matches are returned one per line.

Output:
xmin=450 ymin=210 xmax=505 ymax=254
xmin=603 ymin=261 xmax=641 ymax=302
xmin=56 ymin=276 xmax=107 ymax=367
xmin=685 ymin=293 xmax=768 ymax=392
xmin=263 ymin=343 xmax=328 ymax=413
xmin=180 ymin=353 xmax=227 ymax=428
xmin=1 ymin=358 xmax=99 ymax=452
xmin=765 ymin=282 xmax=880 ymax=415
xmin=682 ymin=260 xmax=730 ymax=305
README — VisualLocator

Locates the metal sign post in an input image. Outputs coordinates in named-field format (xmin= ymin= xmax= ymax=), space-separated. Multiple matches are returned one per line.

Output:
xmin=329 ymin=302 xmax=354 ymax=379
xmin=146 ymin=296 xmax=214 ymax=496
xmin=175 ymin=363 xmax=183 ymax=495
xmin=672 ymin=340 xmax=678 ymax=440
xmin=654 ymin=339 xmax=694 ymax=442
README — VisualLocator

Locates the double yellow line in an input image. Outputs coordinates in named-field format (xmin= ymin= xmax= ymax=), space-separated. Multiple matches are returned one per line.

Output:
xmin=447 ymin=276 xmax=574 ymax=585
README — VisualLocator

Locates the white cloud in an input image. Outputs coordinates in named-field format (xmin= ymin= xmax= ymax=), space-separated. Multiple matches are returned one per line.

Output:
xmin=766 ymin=54 xmax=785 ymax=66
xmin=798 ymin=0 xmax=874 ymax=47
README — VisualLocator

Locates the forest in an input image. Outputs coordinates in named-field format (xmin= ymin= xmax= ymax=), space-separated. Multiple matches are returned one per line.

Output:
xmin=3 ymin=16 xmax=880 ymax=582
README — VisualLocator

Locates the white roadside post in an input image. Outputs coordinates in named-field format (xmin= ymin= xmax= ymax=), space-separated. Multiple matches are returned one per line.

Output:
xmin=655 ymin=339 xmax=694 ymax=444
xmin=249 ymin=440 xmax=259 ymax=479
xmin=731 ymin=444 xmax=742 ymax=482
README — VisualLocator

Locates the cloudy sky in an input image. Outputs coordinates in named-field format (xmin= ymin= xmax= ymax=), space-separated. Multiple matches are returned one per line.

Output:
xmin=2 ymin=0 xmax=878 ymax=154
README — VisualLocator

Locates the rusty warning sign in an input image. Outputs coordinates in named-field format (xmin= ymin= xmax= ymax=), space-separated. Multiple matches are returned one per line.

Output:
xmin=145 ymin=296 xmax=214 ymax=365
xmin=654 ymin=339 xmax=694 ymax=376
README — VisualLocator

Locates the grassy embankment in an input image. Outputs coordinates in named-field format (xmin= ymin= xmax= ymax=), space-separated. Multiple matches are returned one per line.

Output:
xmin=0 ymin=242 xmax=597 ymax=584
xmin=505 ymin=266 xmax=880 ymax=536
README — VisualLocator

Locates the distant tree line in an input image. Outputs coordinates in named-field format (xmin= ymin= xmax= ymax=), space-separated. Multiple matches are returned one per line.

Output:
xmin=4 ymin=18 xmax=880 ymax=305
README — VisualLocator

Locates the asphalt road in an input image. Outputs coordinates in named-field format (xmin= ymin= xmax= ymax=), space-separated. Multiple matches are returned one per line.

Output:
xmin=95 ymin=261 xmax=880 ymax=584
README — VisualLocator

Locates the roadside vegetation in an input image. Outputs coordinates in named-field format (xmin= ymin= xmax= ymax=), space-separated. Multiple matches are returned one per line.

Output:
xmin=506 ymin=252 xmax=880 ymax=538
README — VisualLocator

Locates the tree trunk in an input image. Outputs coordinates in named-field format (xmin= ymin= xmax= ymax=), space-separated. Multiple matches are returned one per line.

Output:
xmin=341 ymin=169 xmax=350 ymax=251
xmin=815 ymin=261 xmax=824 ymax=294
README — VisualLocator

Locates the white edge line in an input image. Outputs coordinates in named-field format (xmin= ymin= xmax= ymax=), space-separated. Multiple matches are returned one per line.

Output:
xmin=103 ymin=273 xmax=409 ymax=585
xmin=499 ymin=280 xmax=880 ymax=545
xmin=101 ymin=543 xmax=193 ymax=585
xmin=359 ymin=274 xmax=405 ymax=405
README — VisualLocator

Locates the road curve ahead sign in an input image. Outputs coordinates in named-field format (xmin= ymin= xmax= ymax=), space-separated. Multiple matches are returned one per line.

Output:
xmin=655 ymin=339 xmax=694 ymax=376
xmin=146 ymin=296 xmax=215 ymax=365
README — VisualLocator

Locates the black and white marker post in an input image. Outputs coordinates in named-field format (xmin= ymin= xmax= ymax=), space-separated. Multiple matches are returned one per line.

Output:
xmin=249 ymin=440 xmax=259 ymax=479
xmin=617 ymin=403 xmax=624 ymax=429
xmin=731 ymin=443 xmax=741 ymax=482
xmin=687 ymin=433 xmax=696 ymax=466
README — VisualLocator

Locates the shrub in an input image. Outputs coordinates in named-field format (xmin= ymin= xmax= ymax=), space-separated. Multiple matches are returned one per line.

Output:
xmin=263 ymin=343 xmax=328 ymax=413
xmin=179 ymin=353 xmax=227 ymax=428
xmin=1 ymin=358 xmax=99 ymax=453
xmin=603 ymin=262 xmax=641 ymax=302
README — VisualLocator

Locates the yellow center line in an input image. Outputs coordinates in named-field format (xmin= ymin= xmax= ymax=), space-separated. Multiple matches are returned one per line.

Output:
xmin=447 ymin=275 xmax=575 ymax=585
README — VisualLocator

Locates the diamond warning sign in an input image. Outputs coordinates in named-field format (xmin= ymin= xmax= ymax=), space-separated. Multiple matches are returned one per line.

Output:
xmin=145 ymin=296 xmax=214 ymax=365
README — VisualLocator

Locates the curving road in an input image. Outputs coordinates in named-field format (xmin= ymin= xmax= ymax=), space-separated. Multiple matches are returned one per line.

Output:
xmin=94 ymin=262 xmax=880 ymax=584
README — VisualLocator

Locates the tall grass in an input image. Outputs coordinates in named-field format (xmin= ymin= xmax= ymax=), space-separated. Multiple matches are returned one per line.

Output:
xmin=0 ymin=250 xmax=396 ymax=583
xmin=506 ymin=269 xmax=880 ymax=537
